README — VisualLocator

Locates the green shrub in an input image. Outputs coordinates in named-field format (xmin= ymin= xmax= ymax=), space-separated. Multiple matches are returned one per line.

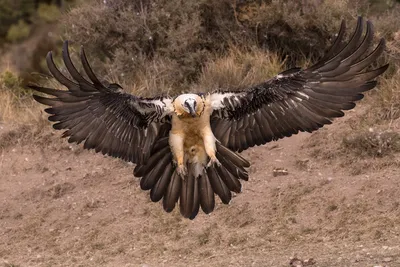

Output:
xmin=37 ymin=3 xmax=61 ymax=23
xmin=0 ymin=70 xmax=30 ymax=97
xmin=0 ymin=71 xmax=21 ymax=89
xmin=0 ymin=0 xmax=35 ymax=39
xmin=342 ymin=130 xmax=400 ymax=157
xmin=6 ymin=20 xmax=31 ymax=42
xmin=369 ymin=0 xmax=398 ymax=13
xmin=62 ymin=0 xmax=400 ymax=97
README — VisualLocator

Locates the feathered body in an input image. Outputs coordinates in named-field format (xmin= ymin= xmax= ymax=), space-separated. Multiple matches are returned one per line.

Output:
xmin=134 ymin=93 xmax=249 ymax=218
xmin=31 ymin=17 xmax=388 ymax=219
xmin=170 ymin=94 xmax=210 ymax=174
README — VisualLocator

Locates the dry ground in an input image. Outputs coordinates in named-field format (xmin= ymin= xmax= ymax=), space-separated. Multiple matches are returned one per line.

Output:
xmin=1 ymin=112 xmax=400 ymax=267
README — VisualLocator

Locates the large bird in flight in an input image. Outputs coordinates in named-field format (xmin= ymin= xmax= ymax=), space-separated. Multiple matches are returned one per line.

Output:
xmin=31 ymin=17 xmax=388 ymax=219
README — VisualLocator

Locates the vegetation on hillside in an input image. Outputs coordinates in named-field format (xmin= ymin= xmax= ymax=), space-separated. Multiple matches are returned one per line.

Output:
xmin=0 ymin=0 xmax=77 ymax=123
xmin=61 ymin=0 xmax=400 ymax=94
xmin=0 ymin=0 xmax=399 ymax=143
xmin=0 ymin=0 xmax=75 ymax=43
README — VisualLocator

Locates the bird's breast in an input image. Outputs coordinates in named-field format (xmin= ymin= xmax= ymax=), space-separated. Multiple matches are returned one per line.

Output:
xmin=171 ymin=113 xmax=211 ymax=164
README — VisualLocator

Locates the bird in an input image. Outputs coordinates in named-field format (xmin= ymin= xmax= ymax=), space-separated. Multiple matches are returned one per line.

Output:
xmin=30 ymin=17 xmax=388 ymax=219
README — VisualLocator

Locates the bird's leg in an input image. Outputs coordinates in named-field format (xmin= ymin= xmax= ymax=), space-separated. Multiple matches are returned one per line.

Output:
xmin=169 ymin=132 xmax=187 ymax=178
xmin=203 ymin=129 xmax=221 ymax=168
xmin=176 ymin=164 xmax=187 ymax=178
xmin=206 ymin=157 xmax=221 ymax=168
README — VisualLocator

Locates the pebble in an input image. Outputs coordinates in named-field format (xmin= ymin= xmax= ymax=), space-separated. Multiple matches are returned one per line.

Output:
xmin=383 ymin=257 xmax=393 ymax=262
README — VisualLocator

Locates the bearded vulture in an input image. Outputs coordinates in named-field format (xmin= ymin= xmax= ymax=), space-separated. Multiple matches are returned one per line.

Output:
xmin=31 ymin=17 xmax=388 ymax=219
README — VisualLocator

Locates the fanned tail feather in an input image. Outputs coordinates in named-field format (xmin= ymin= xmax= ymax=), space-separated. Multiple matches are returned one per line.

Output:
xmin=133 ymin=139 xmax=251 ymax=219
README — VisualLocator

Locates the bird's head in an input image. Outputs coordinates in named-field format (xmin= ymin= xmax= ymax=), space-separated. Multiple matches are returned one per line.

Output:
xmin=183 ymin=98 xmax=197 ymax=117
xmin=173 ymin=94 xmax=204 ymax=118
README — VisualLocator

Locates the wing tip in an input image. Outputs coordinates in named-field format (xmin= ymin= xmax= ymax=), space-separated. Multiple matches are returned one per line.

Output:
xmin=62 ymin=40 xmax=69 ymax=50
xmin=46 ymin=50 xmax=54 ymax=64
xmin=32 ymin=94 xmax=54 ymax=106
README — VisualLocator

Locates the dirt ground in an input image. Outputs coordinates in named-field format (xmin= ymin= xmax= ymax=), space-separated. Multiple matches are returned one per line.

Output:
xmin=1 ymin=112 xmax=400 ymax=267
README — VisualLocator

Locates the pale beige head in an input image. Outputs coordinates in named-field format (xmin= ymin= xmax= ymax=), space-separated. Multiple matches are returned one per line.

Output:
xmin=173 ymin=94 xmax=205 ymax=117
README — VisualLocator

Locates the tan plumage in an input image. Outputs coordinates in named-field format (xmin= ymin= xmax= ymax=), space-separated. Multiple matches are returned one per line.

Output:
xmin=170 ymin=94 xmax=218 ymax=175
xmin=30 ymin=17 xmax=388 ymax=219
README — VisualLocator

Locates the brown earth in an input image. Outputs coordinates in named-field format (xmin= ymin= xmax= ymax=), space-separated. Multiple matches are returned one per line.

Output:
xmin=1 ymin=111 xmax=400 ymax=267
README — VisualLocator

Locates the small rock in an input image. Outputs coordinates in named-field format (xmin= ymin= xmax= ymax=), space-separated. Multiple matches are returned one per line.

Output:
xmin=303 ymin=258 xmax=316 ymax=266
xmin=289 ymin=257 xmax=303 ymax=267
xmin=289 ymin=257 xmax=316 ymax=267
xmin=383 ymin=257 xmax=393 ymax=262
xmin=269 ymin=144 xmax=280 ymax=150
xmin=273 ymin=168 xmax=289 ymax=177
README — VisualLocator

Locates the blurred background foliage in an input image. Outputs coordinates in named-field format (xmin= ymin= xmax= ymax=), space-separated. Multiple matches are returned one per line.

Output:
xmin=0 ymin=0 xmax=72 ymax=42
xmin=0 ymin=0 xmax=398 ymax=91
xmin=0 ymin=0 xmax=399 ymax=102
xmin=0 ymin=0 xmax=77 ymax=83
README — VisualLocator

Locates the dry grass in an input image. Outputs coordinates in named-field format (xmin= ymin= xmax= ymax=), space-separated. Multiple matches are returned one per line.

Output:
xmin=370 ymin=68 xmax=400 ymax=122
xmin=342 ymin=129 xmax=400 ymax=157
xmin=0 ymin=69 xmax=45 ymax=125
xmin=196 ymin=47 xmax=284 ymax=92
xmin=124 ymin=56 xmax=190 ymax=96
xmin=305 ymin=121 xmax=400 ymax=176
xmin=0 ymin=90 xmax=43 ymax=124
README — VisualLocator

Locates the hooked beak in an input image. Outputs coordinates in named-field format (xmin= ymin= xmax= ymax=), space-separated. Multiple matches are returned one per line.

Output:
xmin=188 ymin=106 xmax=197 ymax=117
xmin=185 ymin=100 xmax=197 ymax=117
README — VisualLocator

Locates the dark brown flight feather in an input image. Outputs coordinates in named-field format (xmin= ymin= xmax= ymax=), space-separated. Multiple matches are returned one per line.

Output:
xmin=30 ymin=41 xmax=170 ymax=165
xmin=211 ymin=17 xmax=388 ymax=152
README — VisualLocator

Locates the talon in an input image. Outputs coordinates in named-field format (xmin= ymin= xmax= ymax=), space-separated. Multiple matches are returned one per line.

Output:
xmin=207 ymin=157 xmax=221 ymax=168
xmin=176 ymin=165 xmax=187 ymax=178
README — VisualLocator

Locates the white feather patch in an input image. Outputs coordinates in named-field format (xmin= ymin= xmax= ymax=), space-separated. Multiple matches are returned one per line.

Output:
xmin=131 ymin=98 xmax=174 ymax=118
xmin=209 ymin=92 xmax=245 ymax=110
xmin=160 ymin=98 xmax=174 ymax=116
xmin=296 ymin=91 xmax=310 ymax=100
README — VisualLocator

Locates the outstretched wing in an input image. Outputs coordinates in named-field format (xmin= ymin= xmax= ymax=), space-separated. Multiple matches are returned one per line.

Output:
xmin=31 ymin=41 xmax=174 ymax=164
xmin=210 ymin=17 xmax=388 ymax=152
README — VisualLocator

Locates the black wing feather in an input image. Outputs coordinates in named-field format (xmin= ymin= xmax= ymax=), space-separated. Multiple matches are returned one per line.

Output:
xmin=210 ymin=17 xmax=388 ymax=152
xmin=31 ymin=41 xmax=172 ymax=164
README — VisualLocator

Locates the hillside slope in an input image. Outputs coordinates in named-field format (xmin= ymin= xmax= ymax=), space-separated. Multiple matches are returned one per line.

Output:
xmin=1 ymin=111 xmax=400 ymax=267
